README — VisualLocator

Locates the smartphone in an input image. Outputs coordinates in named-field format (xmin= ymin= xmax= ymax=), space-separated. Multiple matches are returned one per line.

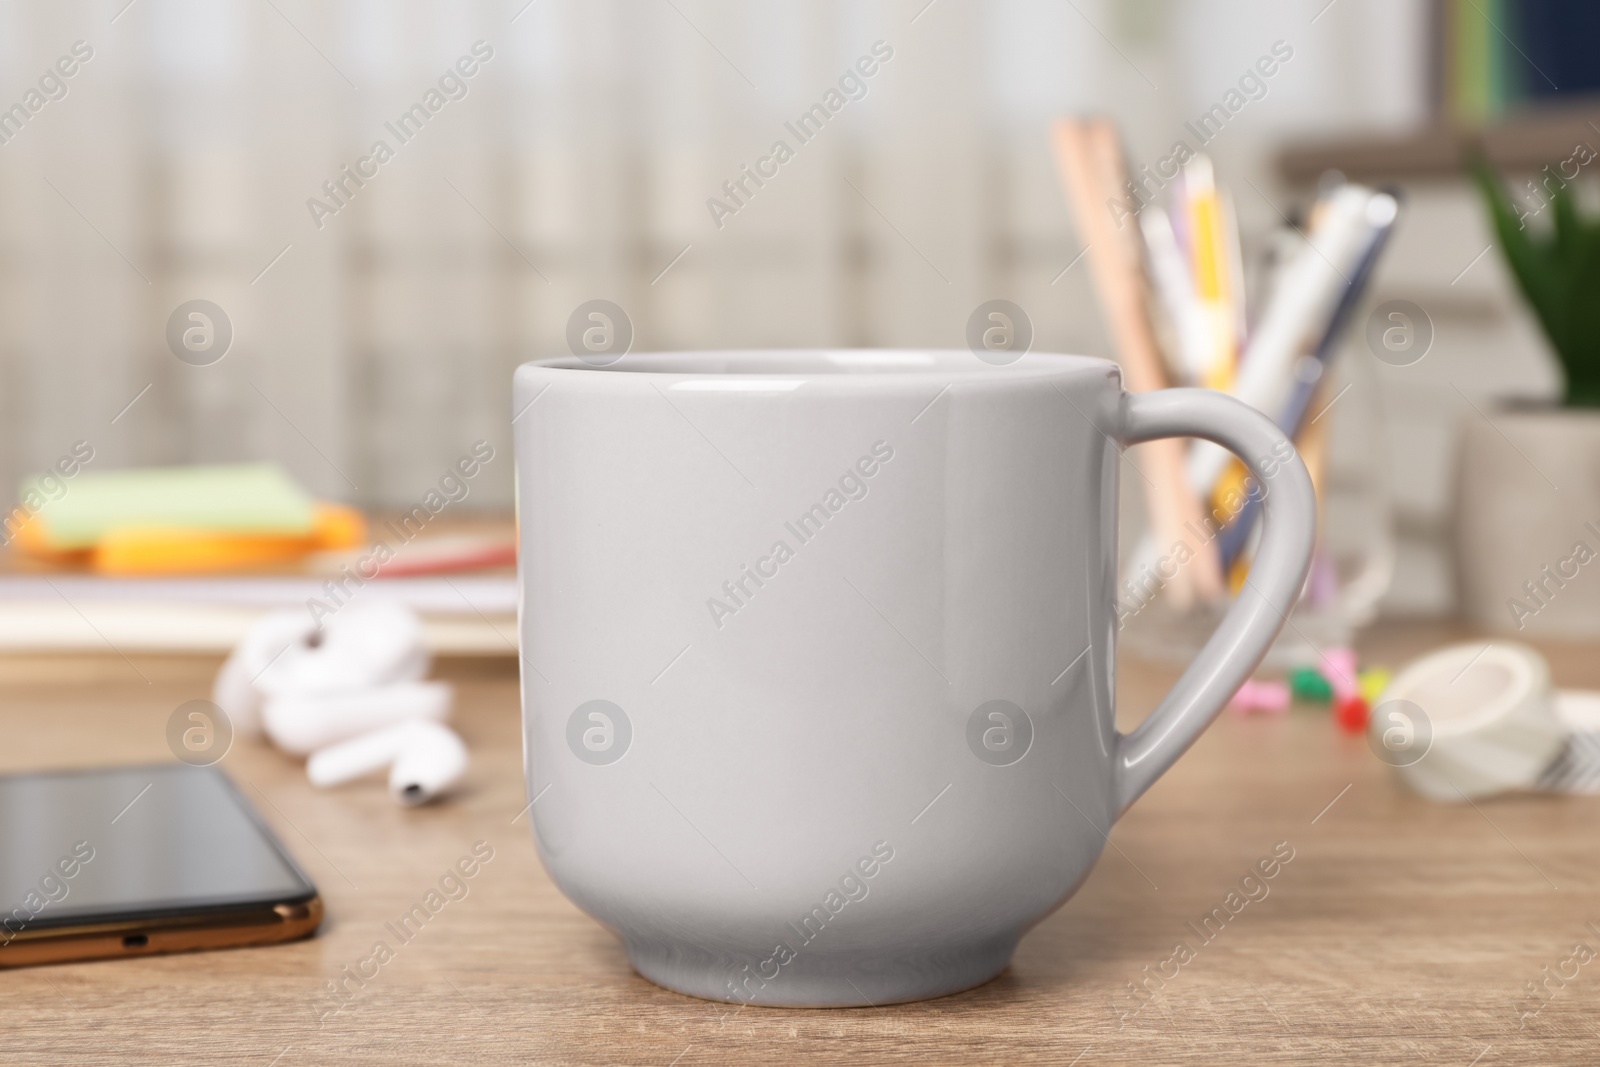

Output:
xmin=0 ymin=762 xmax=321 ymax=967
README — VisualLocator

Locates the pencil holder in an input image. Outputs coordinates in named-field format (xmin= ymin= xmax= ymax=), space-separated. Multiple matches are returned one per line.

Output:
xmin=1117 ymin=355 xmax=1395 ymax=668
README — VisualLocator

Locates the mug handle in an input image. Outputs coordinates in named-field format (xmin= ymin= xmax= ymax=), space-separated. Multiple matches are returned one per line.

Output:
xmin=1112 ymin=388 xmax=1318 ymax=816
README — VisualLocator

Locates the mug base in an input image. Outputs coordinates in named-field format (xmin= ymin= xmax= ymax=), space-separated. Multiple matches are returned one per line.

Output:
xmin=626 ymin=933 xmax=1018 ymax=1008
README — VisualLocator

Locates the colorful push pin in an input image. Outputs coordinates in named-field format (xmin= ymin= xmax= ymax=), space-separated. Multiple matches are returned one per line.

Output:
xmin=1335 ymin=693 xmax=1369 ymax=734
xmin=1229 ymin=679 xmax=1290 ymax=716
xmin=1289 ymin=666 xmax=1333 ymax=705
xmin=1357 ymin=667 xmax=1391 ymax=705
xmin=1320 ymin=647 xmax=1359 ymax=699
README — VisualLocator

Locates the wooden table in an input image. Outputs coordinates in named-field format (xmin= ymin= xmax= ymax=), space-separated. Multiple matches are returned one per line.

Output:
xmin=2 ymin=623 xmax=1597 ymax=1065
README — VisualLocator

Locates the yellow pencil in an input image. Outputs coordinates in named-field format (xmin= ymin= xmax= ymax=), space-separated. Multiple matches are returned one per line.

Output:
xmin=1184 ymin=156 xmax=1237 ymax=392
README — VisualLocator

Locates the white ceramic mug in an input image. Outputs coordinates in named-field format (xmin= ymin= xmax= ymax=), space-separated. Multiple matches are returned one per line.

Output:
xmin=512 ymin=350 xmax=1315 ymax=1007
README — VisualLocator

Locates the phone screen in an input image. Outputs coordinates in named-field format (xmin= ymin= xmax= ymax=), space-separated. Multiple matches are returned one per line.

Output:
xmin=0 ymin=763 xmax=315 ymax=932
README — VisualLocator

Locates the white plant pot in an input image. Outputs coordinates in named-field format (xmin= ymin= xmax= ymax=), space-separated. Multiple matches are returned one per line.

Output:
xmin=1456 ymin=407 xmax=1600 ymax=638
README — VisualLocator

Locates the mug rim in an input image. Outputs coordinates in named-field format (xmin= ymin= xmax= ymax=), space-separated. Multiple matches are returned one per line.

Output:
xmin=519 ymin=349 xmax=1118 ymax=384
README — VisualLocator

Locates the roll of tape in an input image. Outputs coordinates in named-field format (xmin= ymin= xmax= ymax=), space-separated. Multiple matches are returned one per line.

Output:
xmin=1535 ymin=690 xmax=1600 ymax=795
xmin=1554 ymin=690 xmax=1600 ymax=732
xmin=1372 ymin=641 xmax=1568 ymax=801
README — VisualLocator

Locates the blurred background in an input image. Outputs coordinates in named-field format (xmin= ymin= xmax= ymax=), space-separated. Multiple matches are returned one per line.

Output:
xmin=0 ymin=0 xmax=1589 ymax=625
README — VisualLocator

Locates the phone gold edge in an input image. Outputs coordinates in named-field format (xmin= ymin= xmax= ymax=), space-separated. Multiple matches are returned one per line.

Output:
xmin=0 ymin=895 xmax=322 ymax=968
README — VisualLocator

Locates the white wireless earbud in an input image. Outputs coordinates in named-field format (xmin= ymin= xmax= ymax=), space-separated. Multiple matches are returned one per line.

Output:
xmin=220 ymin=602 xmax=469 ymax=807
xmin=306 ymin=720 xmax=468 ymax=806
xmin=388 ymin=723 xmax=469 ymax=806
xmin=261 ymin=680 xmax=453 ymax=756
xmin=258 ymin=602 xmax=429 ymax=698
xmin=213 ymin=611 xmax=320 ymax=736
xmin=307 ymin=720 xmax=417 ymax=787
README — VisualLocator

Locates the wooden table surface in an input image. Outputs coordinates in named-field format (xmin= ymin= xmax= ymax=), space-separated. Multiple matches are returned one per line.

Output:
xmin=2 ymin=622 xmax=1598 ymax=1065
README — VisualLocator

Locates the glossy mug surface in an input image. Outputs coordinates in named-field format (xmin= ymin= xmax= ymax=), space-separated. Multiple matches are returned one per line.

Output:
xmin=512 ymin=350 xmax=1315 ymax=1007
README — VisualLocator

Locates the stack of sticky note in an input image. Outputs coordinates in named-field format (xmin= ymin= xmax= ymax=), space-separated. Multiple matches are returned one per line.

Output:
xmin=11 ymin=464 xmax=365 ymax=575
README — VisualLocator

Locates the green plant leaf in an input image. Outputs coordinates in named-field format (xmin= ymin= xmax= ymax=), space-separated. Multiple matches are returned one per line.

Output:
xmin=1472 ymin=156 xmax=1600 ymax=407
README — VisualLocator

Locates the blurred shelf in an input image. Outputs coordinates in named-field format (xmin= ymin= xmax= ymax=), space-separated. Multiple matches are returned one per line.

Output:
xmin=1278 ymin=103 xmax=1600 ymax=184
